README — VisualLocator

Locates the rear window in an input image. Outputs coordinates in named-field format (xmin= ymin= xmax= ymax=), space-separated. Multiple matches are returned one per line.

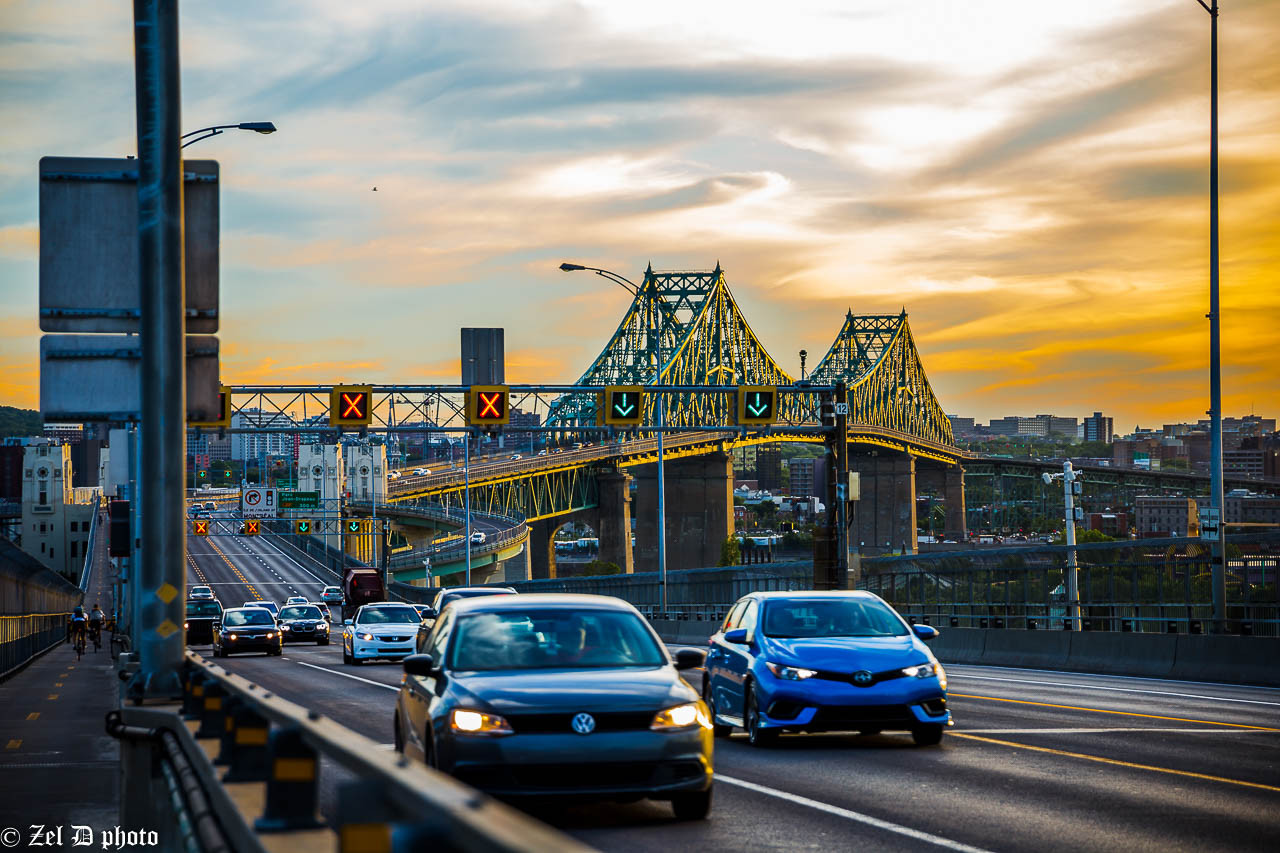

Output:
xmin=224 ymin=610 xmax=272 ymax=626
xmin=280 ymin=606 xmax=322 ymax=620
xmin=186 ymin=601 xmax=222 ymax=617
xmin=449 ymin=609 xmax=664 ymax=671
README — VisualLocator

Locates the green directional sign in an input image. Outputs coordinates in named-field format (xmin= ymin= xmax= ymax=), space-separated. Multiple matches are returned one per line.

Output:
xmin=346 ymin=520 xmax=361 ymax=534
xmin=294 ymin=519 xmax=313 ymax=535
xmin=601 ymin=385 xmax=644 ymax=426
xmin=278 ymin=490 xmax=319 ymax=510
xmin=736 ymin=385 xmax=778 ymax=426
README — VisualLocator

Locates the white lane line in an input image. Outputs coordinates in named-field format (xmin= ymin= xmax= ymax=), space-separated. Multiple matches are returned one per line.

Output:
xmin=257 ymin=536 xmax=333 ymax=587
xmin=293 ymin=660 xmax=399 ymax=692
xmin=949 ymin=673 xmax=1280 ymax=708
xmin=715 ymin=774 xmax=992 ymax=853
xmin=954 ymin=727 xmax=1280 ymax=735
xmin=948 ymin=663 xmax=1280 ymax=694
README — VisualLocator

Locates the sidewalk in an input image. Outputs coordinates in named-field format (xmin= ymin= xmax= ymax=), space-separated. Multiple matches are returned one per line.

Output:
xmin=0 ymin=513 xmax=120 ymax=840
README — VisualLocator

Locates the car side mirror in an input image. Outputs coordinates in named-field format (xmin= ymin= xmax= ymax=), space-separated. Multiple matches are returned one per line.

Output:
xmin=674 ymin=648 xmax=706 ymax=670
xmin=419 ymin=606 xmax=437 ymax=621
xmin=913 ymin=624 xmax=940 ymax=642
xmin=343 ymin=619 xmax=353 ymax=626
xmin=403 ymin=654 xmax=436 ymax=677
xmin=723 ymin=628 xmax=749 ymax=645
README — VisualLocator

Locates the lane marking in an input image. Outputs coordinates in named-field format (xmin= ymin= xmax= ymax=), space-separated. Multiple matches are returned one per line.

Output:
xmin=46 ymin=695 xmax=58 ymax=701
xmin=292 ymin=660 xmax=399 ymax=692
xmin=715 ymin=774 xmax=993 ymax=853
xmin=955 ymin=727 xmax=1280 ymax=735
xmin=951 ymin=733 xmax=1280 ymax=793
xmin=5 ymin=740 xmax=20 ymax=750
xmin=950 ymin=673 xmax=1280 ymax=708
xmin=206 ymin=537 xmax=265 ymax=600
xmin=949 ymin=663 xmax=1280 ymax=694
xmin=26 ymin=713 xmax=38 ymax=721
xmin=948 ymin=693 xmax=1280 ymax=731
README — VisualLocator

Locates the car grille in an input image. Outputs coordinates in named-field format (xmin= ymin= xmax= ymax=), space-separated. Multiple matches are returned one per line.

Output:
xmin=811 ymin=668 xmax=908 ymax=687
xmin=374 ymin=635 xmax=411 ymax=643
xmin=503 ymin=711 xmax=657 ymax=734
xmin=810 ymin=704 xmax=917 ymax=728
xmin=458 ymin=760 xmax=705 ymax=791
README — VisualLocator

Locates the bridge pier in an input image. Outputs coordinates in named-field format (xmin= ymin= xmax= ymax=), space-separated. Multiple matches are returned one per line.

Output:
xmin=850 ymin=452 xmax=918 ymax=556
xmin=916 ymin=461 xmax=968 ymax=543
xmin=634 ymin=451 xmax=733 ymax=571
xmin=529 ymin=518 xmax=557 ymax=580
xmin=527 ymin=469 xmax=633 ymax=579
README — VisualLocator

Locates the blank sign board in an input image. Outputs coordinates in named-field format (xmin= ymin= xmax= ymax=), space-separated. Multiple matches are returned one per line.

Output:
xmin=39 ymin=156 xmax=219 ymax=333
xmin=40 ymin=334 xmax=220 ymax=422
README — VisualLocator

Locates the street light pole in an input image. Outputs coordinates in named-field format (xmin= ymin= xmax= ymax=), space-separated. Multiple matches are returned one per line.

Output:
xmin=180 ymin=121 xmax=277 ymax=149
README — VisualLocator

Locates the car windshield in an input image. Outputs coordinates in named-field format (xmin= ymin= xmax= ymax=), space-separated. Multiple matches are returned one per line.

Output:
xmin=280 ymin=606 xmax=322 ymax=620
xmin=438 ymin=589 xmax=512 ymax=608
xmin=224 ymin=609 xmax=273 ymax=627
xmin=449 ymin=609 xmax=665 ymax=671
xmin=357 ymin=607 xmax=420 ymax=625
xmin=186 ymin=601 xmax=222 ymax=617
xmin=762 ymin=599 xmax=908 ymax=638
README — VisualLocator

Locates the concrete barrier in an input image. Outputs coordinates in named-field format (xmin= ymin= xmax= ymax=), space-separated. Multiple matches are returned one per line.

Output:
xmin=929 ymin=627 xmax=986 ymax=665
xmin=1067 ymin=631 xmax=1175 ymax=679
xmin=979 ymin=629 xmax=1072 ymax=670
xmin=1172 ymin=635 xmax=1280 ymax=685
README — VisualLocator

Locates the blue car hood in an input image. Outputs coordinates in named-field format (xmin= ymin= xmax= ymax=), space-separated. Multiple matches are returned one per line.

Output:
xmin=762 ymin=635 xmax=926 ymax=672
xmin=454 ymin=666 xmax=694 ymax=714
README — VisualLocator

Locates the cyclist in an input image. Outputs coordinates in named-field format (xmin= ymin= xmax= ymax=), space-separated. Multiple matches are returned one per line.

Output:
xmin=89 ymin=604 xmax=105 ymax=651
xmin=69 ymin=605 xmax=88 ymax=654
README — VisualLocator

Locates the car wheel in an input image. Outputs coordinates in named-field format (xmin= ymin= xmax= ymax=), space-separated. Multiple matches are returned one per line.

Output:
xmin=424 ymin=728 xmax=439 ymax=770
xmin=912 ymin=724 xmax=945 ymax=746
xmin=701 ymin=679 xmax=732 ymax=738
xmin=393 ymin=714 xmax=404 ymax=754
xmin=745 ymin=684 xmax=777 ymax=748
xmin=342 ymin=646 xmax=352 ymax=665
xmin=317 ymin=639 xmax=329 ymax=646
xmin=671 ymin=787 xmax=713 ymax=821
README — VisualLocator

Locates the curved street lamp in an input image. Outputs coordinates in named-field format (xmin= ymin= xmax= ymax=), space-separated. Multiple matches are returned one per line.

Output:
xmin=180 ymin=121 xmax=277 ymax=149
xmin=559 ymin=262 xmax=639 ymax=295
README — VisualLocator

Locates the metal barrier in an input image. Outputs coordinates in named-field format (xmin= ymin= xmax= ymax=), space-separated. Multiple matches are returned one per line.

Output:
xmin=1 ymin=537 xmax=83 ymax=679
xmin=0 ymin=612 xmax=72 ymax=680
xmin=109 ymin=651 xmax=593 ymax=852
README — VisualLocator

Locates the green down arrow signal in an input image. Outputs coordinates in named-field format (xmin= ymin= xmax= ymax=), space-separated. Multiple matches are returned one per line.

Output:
xmin=613 ymin=393 xmax=636 ymax=417
xmin=298 ymin=522 xmax=309 ymax=532
xmin=747 ymin=393 xmax=771 ymax=417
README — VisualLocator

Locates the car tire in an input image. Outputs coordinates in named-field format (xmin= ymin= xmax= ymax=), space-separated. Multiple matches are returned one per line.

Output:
xmin=342 ymin=647 xmax=352 ymax=665
xmin=393 ymin=714 xmax=404 ymax=754
xmin=317 ymin=639 xmax=329 ymax=646
xmin=671 ymin=787 xmax=713 ymax=821
xmin=701 ymin=680 xmax=732 ymax=738
xmin=745 ymin=684 xmax=776 ymax=748
xmin=912 ymin=724 xmax=945 ymax=746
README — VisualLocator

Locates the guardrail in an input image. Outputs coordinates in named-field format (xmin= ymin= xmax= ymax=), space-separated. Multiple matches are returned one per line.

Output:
xmin=108 ymin=651 xmax=592 ymax=852
xmin=1 ymin=537 xmax=83 ymax=679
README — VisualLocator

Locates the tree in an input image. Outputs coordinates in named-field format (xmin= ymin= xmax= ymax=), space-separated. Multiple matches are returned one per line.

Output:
xmin=581 ymin=560 xmax=622 ymax=577
xmin=718 ymin=536 xmax=741 ymax=567
xmin=1051 ymin=527 xmax=1116 ymax=545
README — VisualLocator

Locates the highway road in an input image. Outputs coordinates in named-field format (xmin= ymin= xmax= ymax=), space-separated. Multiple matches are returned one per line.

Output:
xmin=188 ymin=532 xmax=1280 ymax=852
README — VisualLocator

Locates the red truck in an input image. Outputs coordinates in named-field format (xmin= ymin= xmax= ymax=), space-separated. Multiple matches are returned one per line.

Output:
xmin=342 ymin=567 xmax=385 ymax=618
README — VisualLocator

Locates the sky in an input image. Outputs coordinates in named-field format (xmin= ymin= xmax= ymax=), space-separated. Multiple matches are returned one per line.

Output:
xmin=1 ymin=0 xmax=1276 ymax=430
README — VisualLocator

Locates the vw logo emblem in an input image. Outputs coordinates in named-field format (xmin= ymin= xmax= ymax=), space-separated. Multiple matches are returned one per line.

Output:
xmin=570 ymin=713 xmax=596 ymax=735
xmin=852 ymin=670 xmax=874 ymax=686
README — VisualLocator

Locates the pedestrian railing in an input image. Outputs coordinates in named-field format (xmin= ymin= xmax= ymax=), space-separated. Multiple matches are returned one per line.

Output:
xmin=108 ymin=651 xmax=593 ymax=853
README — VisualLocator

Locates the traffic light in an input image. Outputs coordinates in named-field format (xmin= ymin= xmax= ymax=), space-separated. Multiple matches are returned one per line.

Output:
xmin=192 ymin=519 xmax=210 ymax=536
xmin=599 ymin=386 xmax=644 ymax=427
xmin=189 ymin=385 xmax=232 ymax=428
xmin=197 ymin=470 xmax=207 ymax=480
xmin=344 ymin=520 xmax=362 ymax=535
xmin=466 ymin=385 xmax=510 ymax=426
xmin=736 ymin=386 xmax=778 ymax=426
xmin=243 ymin=519 xmax=260 ymax=536
xmin=294 ymin=519 xmax=312 ymax=535
xmin=108 ymin=499 xmax=130 ymax=557
xmin=329 ymin=385 xmax=373 ymax=428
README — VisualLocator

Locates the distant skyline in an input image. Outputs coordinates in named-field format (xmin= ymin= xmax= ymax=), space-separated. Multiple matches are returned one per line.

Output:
xmin=2 ymin=0 xmax=1276 ymax=427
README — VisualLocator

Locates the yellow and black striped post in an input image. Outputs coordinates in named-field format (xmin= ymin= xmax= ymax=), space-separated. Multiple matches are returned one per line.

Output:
xmin=222 ymin=704 xmax=271 ymax=783
xmin=193 ymin=681 xmax=227 ymax=739
xmin=255 ymin=727 xmax=323 ymax=831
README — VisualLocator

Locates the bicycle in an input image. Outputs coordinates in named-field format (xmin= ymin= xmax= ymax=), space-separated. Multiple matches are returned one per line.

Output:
xmin=89 ymin=623 xmax=102 ymax=653
xmin=72 ymin=624 xmax=87 ymax=660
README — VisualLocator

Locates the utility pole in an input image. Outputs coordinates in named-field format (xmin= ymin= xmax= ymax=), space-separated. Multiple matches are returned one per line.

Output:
xmin=834 ymin=381 xmax=849 ymax=587
xmin=130 ymin=0 xmax=185 ymax=700
xmin=1044 ymin=463 xmax=1083 ymax=631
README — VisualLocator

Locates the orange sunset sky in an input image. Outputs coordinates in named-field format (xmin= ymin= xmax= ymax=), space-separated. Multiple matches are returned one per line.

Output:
xmin=1 ymin=0 xmax=1276 ymax=429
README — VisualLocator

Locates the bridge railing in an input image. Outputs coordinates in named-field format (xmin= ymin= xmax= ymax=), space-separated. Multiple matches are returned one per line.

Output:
xmin=864 ymin=533 xmax=1280 ymax=636
xmin=109 ymin=651 xmax=590 ymax=852
xmin=0 ymin=538 xmax=83 ymax=679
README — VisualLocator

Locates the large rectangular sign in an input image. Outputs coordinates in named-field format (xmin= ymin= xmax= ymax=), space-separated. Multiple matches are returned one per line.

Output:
xmin=39 ymin=156 xmax=219 ymax=333
xmin=279 ymin=490 xmax=319 ymax=510
xmin=241 ymin=486 xmax=278 ymax=518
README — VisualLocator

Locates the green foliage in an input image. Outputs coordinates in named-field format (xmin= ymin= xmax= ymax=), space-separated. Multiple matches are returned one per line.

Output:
xmin=581 ymin=560 xmax=622 ymax=577
xmin=0 ymin=406 xmax=42 ymax=439
xmin=718 ymin=536 xmax=742 ymax=567
xmin=1051 ymin=527 xmax=1116 ymax=545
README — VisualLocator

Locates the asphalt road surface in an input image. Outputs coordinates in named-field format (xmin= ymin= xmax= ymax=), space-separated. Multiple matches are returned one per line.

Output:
xmin=188 ymin=532 xmax=1280 ymax=852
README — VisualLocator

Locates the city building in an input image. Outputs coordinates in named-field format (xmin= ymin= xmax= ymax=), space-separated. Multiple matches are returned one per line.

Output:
xmin=0 ymin=444 xmax=22 ymax=502
xmin=785 ymin=457 xmax=827 ymax=499
xmin=947 ymin=416 xmax=975 ymax=437
xmin=756 ymin=445 xmax=782 ymax=492
xmin=1134 ymin=496 xmax=1198 ymax=538
xmin=988 ymin=414 xmax=1078 ymax=439
xmin=19 ymin=442 xmax=98 ymax=577
xmin=343 ymin=443 xmax=388 ymax=503
xmin=231 ymin=409 xmax=300 ymax=461
xmin=1224 ymin=436 xmax=1280 ymax=480
xmin=1224 ymin=490 xmax=1280 ymax=527
xmin=1083 ymin=412 xmax=1113 ymax=444
xmin=1087 ymin=512 xmax=1129 ymax=538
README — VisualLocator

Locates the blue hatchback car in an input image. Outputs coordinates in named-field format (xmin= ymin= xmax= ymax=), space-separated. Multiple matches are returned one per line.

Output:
xmin=703 ymin=591 xmax=951 ymax=746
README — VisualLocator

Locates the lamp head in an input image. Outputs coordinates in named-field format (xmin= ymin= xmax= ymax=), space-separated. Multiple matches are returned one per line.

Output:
xmin=237 ymin=121 xmax=277 ymax=134
xmin=559 ymin=262 xmax=586 ymax=272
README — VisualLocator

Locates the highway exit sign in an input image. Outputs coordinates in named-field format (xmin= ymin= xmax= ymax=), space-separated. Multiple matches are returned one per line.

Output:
xmin=279 ymin=490 xmax=319 ymax=510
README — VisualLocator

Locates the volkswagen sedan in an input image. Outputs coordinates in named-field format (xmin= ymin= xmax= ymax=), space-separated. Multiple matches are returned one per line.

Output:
xmin=703 ymin=591 xmax=951 ymax=746
xmin=278 ymin=604 xmax=330 ymax=645
xmin=394 ymin=594 xmax=714 ymax=819
xmin=212 ymin=607 xmax=282 ymax=657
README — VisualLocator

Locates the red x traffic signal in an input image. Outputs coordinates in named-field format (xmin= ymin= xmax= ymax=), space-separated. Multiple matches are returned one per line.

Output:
xmin=329 ymin=385 xmax=373 ymax=428
xmin=243 ymin=519 xmax=260 ymax=536
xmin=192 ymin=520 xmax=209 ymax=536
xmin=466 ymin=386 xmax=510 ymax=426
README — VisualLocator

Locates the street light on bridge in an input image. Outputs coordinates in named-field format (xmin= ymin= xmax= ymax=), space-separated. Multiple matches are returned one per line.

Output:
xmin=180 ymin=121 xmax=277 ymax=149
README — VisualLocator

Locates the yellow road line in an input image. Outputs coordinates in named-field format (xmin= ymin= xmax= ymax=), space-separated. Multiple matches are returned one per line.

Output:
xmin=5 ymin=740 xmax=19 ymax=750
xmin=46 ymin=694 xmax=58 ymax=701
xmin=26 ymin=713 xmax=39 ymax=721
xmin=952 ymin=733 xmax=1280 ymax=793
xmin=54 ymin=682 xmax=63 ymax=688
xmin=185 ymin=552 xmax=209 ymax=585
xmin=206 ymin=538 xmax=263 ymax=599
xmin=948 ymin=693 xmax=1280 ymax=731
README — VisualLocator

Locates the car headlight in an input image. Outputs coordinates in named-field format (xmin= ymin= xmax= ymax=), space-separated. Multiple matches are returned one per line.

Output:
xmin=359 ymin=632 xmax=374 ymax=641
xmin=450 ymin=709 xmax=514 ymax=736
xmin=228 ymin=633 xmax=237 ymax=641
xmin=266 ymin=632 xmax=275 ymax=639
xmin=651 ymin=702 xmax=712 ymax=731
xmin=766 ymin=662 xmax=818 ymax=681
xmin=903 ymin=661 xmax=946 ymax=687
xmin=183 ymin=621 xmax=188 ymax=629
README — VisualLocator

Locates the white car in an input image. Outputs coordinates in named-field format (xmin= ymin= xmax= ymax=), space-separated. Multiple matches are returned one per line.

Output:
xmin=284 ymin=595 xmax=309 ymax=606
xmin=189 ymin=585 xmax=215 ymax=600
xmin=469 ymin=531 xmax=487 ymax=545
xmin=413 ymin=468 xmax=431 ymax=475
xmin=342 ymin=603 xmax=423 ymax=665
xmin=508 ymin=454 xmax=522 ymax=461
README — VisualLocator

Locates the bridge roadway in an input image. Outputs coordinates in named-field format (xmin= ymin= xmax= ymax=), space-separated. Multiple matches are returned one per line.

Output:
xmin=187 ymin=532 xmax=1280 ymax=852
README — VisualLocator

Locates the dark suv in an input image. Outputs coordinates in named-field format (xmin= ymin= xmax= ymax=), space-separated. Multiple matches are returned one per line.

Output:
xmin=185 ymin=599 xmax=223 ymax=644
